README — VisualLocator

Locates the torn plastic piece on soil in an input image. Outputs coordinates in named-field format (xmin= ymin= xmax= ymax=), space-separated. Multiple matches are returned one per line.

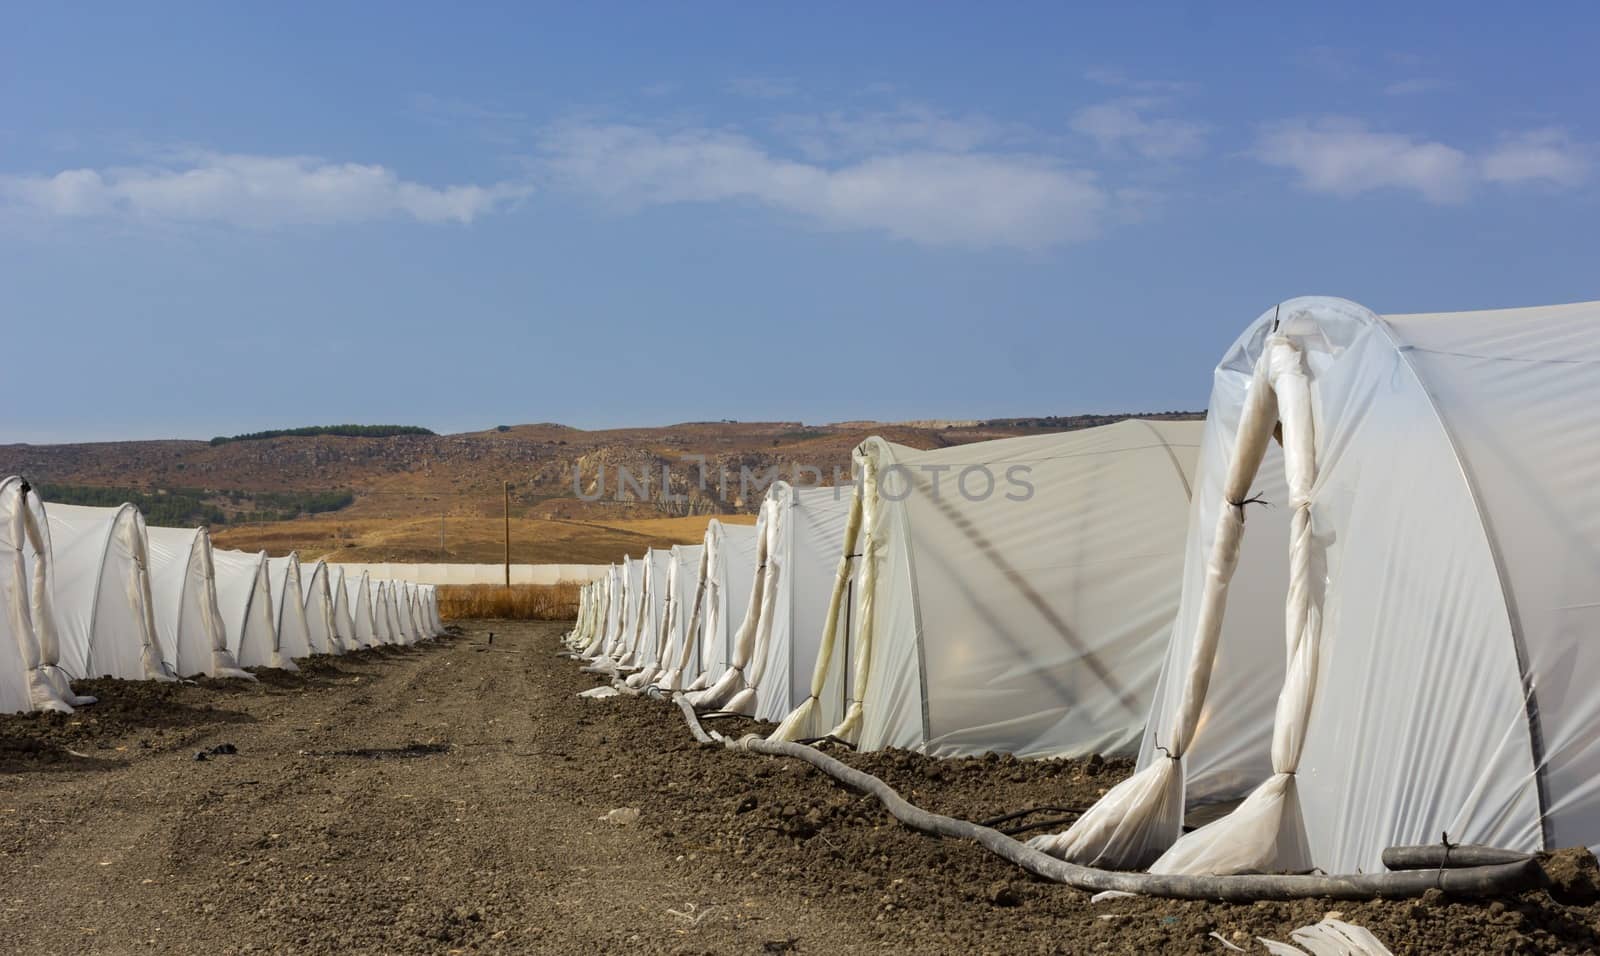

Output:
xmin=600 ymin=807 xmax=640 ymax=826
xmin=578 ymin=686 xmax=620 ymax=699
xmin=1257 ymin=918 xmax=1393 ymax=956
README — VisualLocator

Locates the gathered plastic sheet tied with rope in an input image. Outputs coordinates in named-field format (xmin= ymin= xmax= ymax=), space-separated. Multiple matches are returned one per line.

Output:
xmin=686 ymin=512 xmax=776 ymax=713
xmin=1030 ymin=334 xmax=1319 ymax=875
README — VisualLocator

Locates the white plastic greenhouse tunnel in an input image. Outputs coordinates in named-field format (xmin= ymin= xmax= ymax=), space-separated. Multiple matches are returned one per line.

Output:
xmin=611 ymin=555 xmax=649 ymax=665
xmin=574 ymin=566 xmax=608 ymax=654
xmin=578 ymin=564 xmax=621 ymax=659
xmin=393 ymin=580 xmax=416 ymax=644
xmin=43 ymin=502 xmax=170 ymax=682
xmin=680 ymin=521 xmax=759 ymax=694
xmin=612 ymin=562 xmax=642 ymax=666
xmin=628 ymin=547 xmax=690 ymax=686
xmin=602 ymin=563 xmax=625 ymax=654
xmin=367 ymin=574 xmax=389 ymax=646
xmin=299 ymin=558 xmax=342 ymax=655
xmin=592 ymin=556 xmax=643 ymax=666
xmin=328 ymin=564 xmax=356 ymax=647
xmin=401 ymin=581 xmax=421 ymax=641
xmin=390 ymin=580 xmax=413 ymax=644
xmin=425 ymin=583 xmax=444 ymax=634
xmin=0 ymin=477 xmax=89 ymax=713
xmin=405 ymin=581 xmax=430 ymax=640
xmin=1032 ymin=296 xmax=1600 ymax=879
xmin=267 ymin=554 xmax=313 ymax=662
xmin=346 ymin=569 xmax=379 ymax=648
xmin=694 ymin=482 xmax=858 ymax=722
xmin=567 ymin=581 xmax=590 ymax=647
xmin=381 ymin=579 xmax=407 ymax=644
xmin=770 ymin=420 xmax=1203 ymax=757
xmin=419 ymin=582 xmax=436 ymax=637
xmin=687 ymin=502 xmax=776 ymax=710
xmin=144 ymin=525 xmax=253 ymax=679
xmin=211 ymin=548 xmax=287 ymax=670
xmin=619 ymin=549 xmax=672 ymax=677
xmin=646 ymin=544 xmax=703 ymax=692
xmin=370 ymin=579 xmax=395 ymax=644
xmin=578 ymin=578 xmax=604 ymax=648
xmin=586 ymin=576 xmax=609 ymax=650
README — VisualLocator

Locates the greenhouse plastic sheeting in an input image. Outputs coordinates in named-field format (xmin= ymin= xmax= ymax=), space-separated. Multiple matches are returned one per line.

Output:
xmin=1132 ymin=297 xmax=1600 ymax=875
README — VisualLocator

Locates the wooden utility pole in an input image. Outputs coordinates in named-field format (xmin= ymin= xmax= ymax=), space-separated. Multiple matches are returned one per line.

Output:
xmin=503 ymin=481 xmax=511 ymax=587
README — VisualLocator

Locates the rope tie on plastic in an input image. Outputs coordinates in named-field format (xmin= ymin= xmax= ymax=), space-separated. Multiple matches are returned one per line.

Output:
xmin=767 ymin=476 xmax=867 ymax=746
xmin=1227 ymin=493 xmax=1271 ymax=521
xmin=1026 ymin=334 xmax=1295 ymax=871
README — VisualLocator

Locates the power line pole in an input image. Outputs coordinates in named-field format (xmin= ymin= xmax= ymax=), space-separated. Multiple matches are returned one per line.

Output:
xmin=503 ymin=481 xmax=511 ymax=587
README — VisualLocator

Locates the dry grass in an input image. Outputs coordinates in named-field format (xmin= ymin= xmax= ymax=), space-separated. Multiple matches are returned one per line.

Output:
xmin=438 ymin=583 xmax=581 ymax=621
xmin=213 ymin=513 xmax=746 ymax=564
xmin=586 ymin=513 xmax=757 ymax=535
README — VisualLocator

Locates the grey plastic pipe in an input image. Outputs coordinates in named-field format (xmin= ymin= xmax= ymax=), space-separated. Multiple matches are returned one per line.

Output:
xmin=668 ymin=694 xmax=1539 ymax=901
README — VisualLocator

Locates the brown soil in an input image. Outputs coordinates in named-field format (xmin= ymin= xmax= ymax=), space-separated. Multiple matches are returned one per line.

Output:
xmin=0 ymin=621 xmax=1595 ymax=954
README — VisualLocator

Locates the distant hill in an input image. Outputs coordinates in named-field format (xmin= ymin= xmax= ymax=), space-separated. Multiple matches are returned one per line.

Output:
xmin=210 ymin=424 xmax=435 ymax=445
xmin=0 ymin=413 xmax=1203 ymax=562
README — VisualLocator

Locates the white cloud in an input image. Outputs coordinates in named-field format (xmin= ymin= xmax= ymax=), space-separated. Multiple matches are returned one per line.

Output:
xmin=1296 ymin=46 xmax=1360 ymax=82
xmin=1070 ymin=98 xmax=1208 ymax=160
xmin=1384 ymin=77 xmax=1450 ymax=96
xmin=1255 ymin=118 xmax=1593 ymax=202
xmin=539 ymin=123 xmax=1106 ymax=248
xmin=771 ymin=103 xmax=1008 ymax=161
xmin=728 ymin=76 xmax=800 ymax=100
xmin=1083 ymin=69 xmax=1193 ymax=96
xmin=0 ymin=152 xmax=529 ymax=227
xmin=1253 ymin=118 xmax=1473 ymax=203
xmin=411 ymin=93 xmax=527 ymax=124
xmin=1482 ymin=128 xmax=1590 ymax=187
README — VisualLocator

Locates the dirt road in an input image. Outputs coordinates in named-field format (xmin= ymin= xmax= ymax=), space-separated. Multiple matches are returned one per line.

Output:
xmin=1 ymin=621 xmax=1595 ymax=954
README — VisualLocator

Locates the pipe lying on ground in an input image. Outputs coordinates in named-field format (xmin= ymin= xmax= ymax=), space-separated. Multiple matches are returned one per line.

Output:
xmin=669 ymin=695 xmax=1539 ymax=902
xmin=1381 ymin=845 xmax=1532 ymax=870
xmin=675 ymin=693 xmax=723 ymax=745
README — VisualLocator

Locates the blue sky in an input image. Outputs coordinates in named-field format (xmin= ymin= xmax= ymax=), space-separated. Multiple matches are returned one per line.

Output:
xmin=3 ymin=3 xmax=1596 ymax=442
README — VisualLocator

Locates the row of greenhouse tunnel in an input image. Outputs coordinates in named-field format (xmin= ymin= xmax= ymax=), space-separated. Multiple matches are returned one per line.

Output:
xmin=563 ymin=295 xmax=1600 ymax=892
xmin=0 ymin=475 xmax=446 ymax=715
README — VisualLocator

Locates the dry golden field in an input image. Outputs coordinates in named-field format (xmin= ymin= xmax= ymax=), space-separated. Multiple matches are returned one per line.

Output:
xmin=210 ymin=511 xmax=756 ymax=564
xmin=436 ymin=583 xmax=581 ymax=620
xmin=5 ymin=416 xmax=1194 ymax=566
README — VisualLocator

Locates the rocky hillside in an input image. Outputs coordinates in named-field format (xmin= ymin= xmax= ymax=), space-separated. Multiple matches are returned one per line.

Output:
xmin=1 ymin=413 xmax=1205 ymax=524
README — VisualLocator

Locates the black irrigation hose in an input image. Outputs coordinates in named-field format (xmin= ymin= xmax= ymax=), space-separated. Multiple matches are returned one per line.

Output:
xmin=796 ymin=734 xmax=857 ymax=751
xmin=999 ymin=816 xmax=1083 ymax=838
xmin=978 ymin=806 xmax=1087 ymax=829
xmin=1383 ymin=845 xmax=1533 ymax=870
xmin=669 ymin=694 xmax=1540 ymax=901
